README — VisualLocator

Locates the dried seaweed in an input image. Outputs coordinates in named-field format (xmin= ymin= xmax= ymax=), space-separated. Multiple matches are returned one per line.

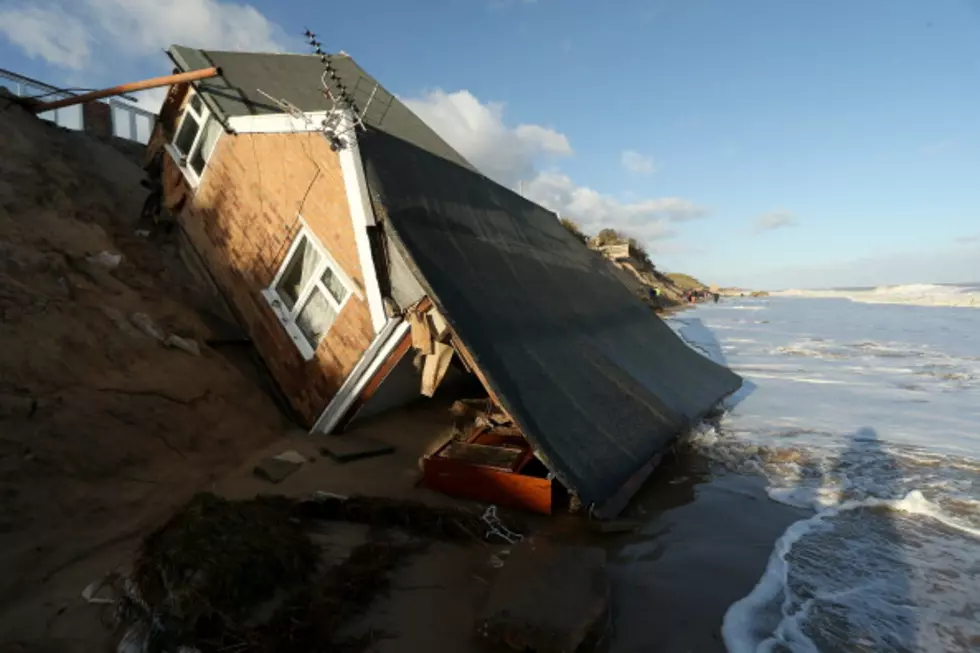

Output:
xmin=295 ymin=494 xmax=522 ymax=542
xmin=120 ymin=492 xmax=522 ymax=653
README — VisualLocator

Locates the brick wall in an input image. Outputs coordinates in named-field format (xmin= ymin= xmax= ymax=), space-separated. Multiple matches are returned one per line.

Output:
xmin=82 ymin=102 xmax=113 ymax=138
xmin=152 ymin=95 xmax=376 ymax=426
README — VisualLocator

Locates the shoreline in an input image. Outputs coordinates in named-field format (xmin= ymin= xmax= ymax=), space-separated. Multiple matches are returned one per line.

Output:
xmin=604 ymin=449 xmax=808 ymax=652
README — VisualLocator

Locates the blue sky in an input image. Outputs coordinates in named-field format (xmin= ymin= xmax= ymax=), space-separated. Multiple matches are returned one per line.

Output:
xmin=2 ymin=0 xmax=979 ymax=289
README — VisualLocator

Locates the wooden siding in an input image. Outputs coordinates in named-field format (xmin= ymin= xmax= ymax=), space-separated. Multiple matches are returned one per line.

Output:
xmin=151 ymin=87 xmax=376 ymax=425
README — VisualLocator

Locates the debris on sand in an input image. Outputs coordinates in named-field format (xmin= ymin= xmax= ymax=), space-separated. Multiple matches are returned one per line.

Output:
xmin=164 ymin=334 xmax=201 ymax=357
xmin=94 ymin=492 xmax=523 ymax=653
xmin=252 ymin=454 xmax=304 ymax=484
xmin=295 ymin=494 xmax=524 ymax=544
xmin=134 ymin=494 xmax=318 ymax=631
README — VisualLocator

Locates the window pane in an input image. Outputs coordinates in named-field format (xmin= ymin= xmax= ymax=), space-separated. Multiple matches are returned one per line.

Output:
xmin=296 ymin=287 xmax=337 ymax=350
xmin=189 ymin=94 xmax=203 ymax=115
xmin=174 ymin=113 xmax=201 ymax=157
xmin=321 ymin=266 xmax=349 ymax=305
xmin=275 ymin=237 xmax=321 ymax=311
xmin=189 ymin=117 xmax=221 ymax=176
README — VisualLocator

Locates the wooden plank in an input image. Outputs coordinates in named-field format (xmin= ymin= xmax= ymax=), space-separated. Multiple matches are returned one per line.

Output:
xmin=407 ymin=310 xmax=433 ymax=354
xmin=439 ymin=441 xmax=524 ymax=470
xmin=423 ymin=454 xmax=554 ymax=515
xmin=427 ymin=307 xmax=450 ymax=341
xmin=420 ymin=340 xmax=453 ymax=397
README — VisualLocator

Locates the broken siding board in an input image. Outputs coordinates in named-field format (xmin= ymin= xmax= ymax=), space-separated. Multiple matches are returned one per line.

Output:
xmin=420 ymin=341 xmax=454 ymax=397
xmin=407 ymin=310 xmax=433 ymax=354
xmin=427 ymin=307 xmax=450 ymax=342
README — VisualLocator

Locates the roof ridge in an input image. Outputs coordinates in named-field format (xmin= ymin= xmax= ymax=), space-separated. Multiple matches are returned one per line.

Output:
xmin=167 ymin=44 xmax=475 ymax=170
xmin=177 ymin=47 xmax=351 ymax=60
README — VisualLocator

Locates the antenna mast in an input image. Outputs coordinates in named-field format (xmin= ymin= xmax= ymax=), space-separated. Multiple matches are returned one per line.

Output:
xmin=303 ymin=29 xmax=387 ymax=150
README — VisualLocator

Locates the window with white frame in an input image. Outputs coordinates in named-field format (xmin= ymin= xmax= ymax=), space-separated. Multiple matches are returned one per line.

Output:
xmin=263 ymin=226 xmax=353 ymax=360
xmin=169 ymin=91 xmax=222 ymax=185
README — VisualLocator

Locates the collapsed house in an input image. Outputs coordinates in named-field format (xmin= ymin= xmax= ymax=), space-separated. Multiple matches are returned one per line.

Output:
xmin=143 ymin=45 xmax=742 ymax=517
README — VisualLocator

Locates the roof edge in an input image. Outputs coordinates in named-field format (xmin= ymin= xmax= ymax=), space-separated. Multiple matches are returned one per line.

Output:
xmin=166 ymin=45 xmax=233 ymax=129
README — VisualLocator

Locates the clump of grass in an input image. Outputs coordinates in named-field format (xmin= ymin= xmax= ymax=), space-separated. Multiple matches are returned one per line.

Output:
xmin=133 ymin=493 xmax=318 ymax=647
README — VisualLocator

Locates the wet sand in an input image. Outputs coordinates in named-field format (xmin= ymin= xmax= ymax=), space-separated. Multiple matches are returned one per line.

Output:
xmin=603 ymin=450 xmax=808 ymax=652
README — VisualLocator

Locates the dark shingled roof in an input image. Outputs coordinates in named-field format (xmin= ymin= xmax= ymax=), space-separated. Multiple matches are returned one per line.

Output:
xmin=165 ymin=47 xmax=742 ymax=507
xmin=167 ymin=45 xmax=474 ymax=170
xmin=358 ymin=127 xmax=743 ymax=508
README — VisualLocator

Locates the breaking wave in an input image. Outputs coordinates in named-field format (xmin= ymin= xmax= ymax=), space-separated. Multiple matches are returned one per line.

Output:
xmin=685 ymin=425 xmax=980 ymax=653
xmin=773 ymin=283 xmax=980 ymax=308
xmin=671 ymin=302 xmax=980 ymax=652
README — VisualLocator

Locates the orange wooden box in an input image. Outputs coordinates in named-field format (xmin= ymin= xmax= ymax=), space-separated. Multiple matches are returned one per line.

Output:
xmin=422 ymin=430 xmax=566 ymax=515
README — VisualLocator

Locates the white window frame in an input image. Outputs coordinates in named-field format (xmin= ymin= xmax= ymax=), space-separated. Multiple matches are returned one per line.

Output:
xmin=165 ymin=89 xmax=222 ymax=187
xmin=262 ymin=219 xmax=360 ymax=361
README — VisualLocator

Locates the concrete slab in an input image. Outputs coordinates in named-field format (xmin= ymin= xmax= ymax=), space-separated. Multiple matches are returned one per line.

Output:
xmin=253 ymin=457 xmax=302 ymax=484
xmin=477 ymin=538 xmax=609 ymax=653
xmin=273 ymin=449 xmax=308 ymax=465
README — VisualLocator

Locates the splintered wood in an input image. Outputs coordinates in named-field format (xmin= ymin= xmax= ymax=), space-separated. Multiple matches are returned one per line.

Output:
xmin=407 ymin=310 xmax=433 ymax=355
xmin=408 ymin=301 xmax=454 ymax=397
xmin=421 ymin=341 xmax=453 ymax=397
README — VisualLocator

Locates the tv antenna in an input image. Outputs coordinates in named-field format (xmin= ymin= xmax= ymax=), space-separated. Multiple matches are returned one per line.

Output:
xmin=304 ymin=29 xmax=384 ymax=149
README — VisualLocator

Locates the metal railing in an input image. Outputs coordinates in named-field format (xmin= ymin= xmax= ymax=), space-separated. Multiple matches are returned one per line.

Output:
xmin=0 ymin=68 xmax=158 ymax=144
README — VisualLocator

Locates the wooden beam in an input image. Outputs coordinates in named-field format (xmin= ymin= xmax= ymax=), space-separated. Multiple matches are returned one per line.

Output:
xmin=30 ymin=67 xmax=220 ymax=113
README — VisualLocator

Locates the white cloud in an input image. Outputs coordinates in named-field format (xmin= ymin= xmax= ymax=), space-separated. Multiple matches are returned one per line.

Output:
xmin=522 ymin=171 xmax=708 ymax=243
xmin=119 ymin=86 xmax=171 ymax=113
xmin=955 ymin=233 xmax=979 ymax=244
xmin=0 ymin=5 xmax=93 ymax=70
xmin=404 ymin=88 xmax=708 ymax=248
xmin=0 ymin=0 xmax=286 ymax=73
xmin=514 ymin=124 xmax=574 ymax=156
xmin=754 ymin=210 xmax=797 ymax=232
xmin=621 ymin=150 xmax=658 ymax=174
xmin=88 ymin=0 xmax=285 ymax=56
xmin=402 ymin=89 xmax=571 ymax=188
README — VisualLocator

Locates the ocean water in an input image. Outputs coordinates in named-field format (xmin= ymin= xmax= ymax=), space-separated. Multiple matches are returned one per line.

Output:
xmin=671 ymin=284 xmax=980 ymax=653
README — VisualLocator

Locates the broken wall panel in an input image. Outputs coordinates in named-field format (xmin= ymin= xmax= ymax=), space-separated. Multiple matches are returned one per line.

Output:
xmin=359 ymin=128 xmax=742 ymax=509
